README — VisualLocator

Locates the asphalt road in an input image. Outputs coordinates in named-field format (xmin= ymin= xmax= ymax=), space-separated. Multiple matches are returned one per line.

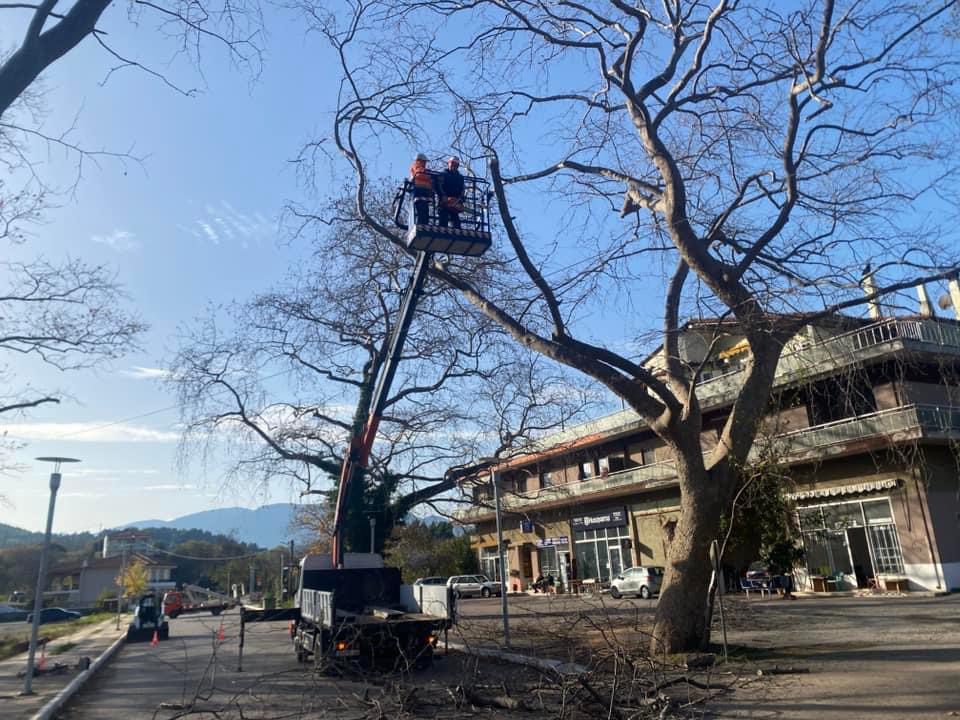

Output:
xmin=59 ymin=609 xmax=351 ymax=719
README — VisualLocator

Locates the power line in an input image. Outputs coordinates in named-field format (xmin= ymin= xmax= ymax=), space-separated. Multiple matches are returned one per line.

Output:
xmin=143 ymin=542 xmax=267 ymax=561
xmin=51 ymin=365 xmax=302 ymax=440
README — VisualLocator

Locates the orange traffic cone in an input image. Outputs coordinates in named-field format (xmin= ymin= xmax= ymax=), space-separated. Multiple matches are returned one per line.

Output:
xmin=151 ymin=630 xmax=159 ymax=648
xmin=217 ymin=623 xmax=225 ymax=642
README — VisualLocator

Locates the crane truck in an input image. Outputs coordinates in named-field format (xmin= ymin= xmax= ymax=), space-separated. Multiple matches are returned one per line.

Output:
xmin=243 ymin=171 xmax=492 ymax=671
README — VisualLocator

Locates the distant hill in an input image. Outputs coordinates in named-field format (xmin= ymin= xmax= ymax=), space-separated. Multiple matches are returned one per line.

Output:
xmin=0 ymin=523 xmax=96 ymax=551
xmin=124 ymin=503 xmax=302 ymax=548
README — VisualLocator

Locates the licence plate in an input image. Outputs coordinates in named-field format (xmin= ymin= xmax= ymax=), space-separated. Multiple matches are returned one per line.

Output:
xmin=334 ymin=648 xmax=360 ymax=657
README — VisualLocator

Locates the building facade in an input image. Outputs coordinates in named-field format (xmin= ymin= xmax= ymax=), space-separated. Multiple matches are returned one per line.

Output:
xmin=48 ymin=552 xmax=176 ymax=608
xmin=456 ymin=315 xmax=960 ymax=594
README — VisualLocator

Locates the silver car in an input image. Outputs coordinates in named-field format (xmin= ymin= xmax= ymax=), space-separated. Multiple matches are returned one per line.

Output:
xmin=609 ymin=566 xmax=664 ymax=599
xmin=447 ymin=574 xmax=501 ymax=599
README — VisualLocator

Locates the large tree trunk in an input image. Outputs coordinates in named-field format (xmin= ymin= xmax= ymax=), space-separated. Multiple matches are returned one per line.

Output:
xmin=652 ymin=465 xmax=728 ymax=655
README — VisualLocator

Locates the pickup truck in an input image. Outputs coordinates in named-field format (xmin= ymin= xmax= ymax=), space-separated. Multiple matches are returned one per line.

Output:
xmin=291 ymin=553 xmax=453 ymax=670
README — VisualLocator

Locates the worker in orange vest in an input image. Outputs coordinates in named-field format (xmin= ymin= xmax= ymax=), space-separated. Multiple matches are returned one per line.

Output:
xmin=409 ymin=153 xmax=435 ymax=226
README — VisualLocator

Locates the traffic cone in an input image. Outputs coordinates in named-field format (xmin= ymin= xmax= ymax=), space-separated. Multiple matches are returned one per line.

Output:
xmin=151 ymin=630 xmax=159 ymax=648
xmin=217 ymin=623 xmax=225 ymax=642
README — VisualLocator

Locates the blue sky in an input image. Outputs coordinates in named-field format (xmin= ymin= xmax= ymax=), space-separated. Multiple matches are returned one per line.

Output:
xmin=0 ymin=7 xmax=366 ymax=532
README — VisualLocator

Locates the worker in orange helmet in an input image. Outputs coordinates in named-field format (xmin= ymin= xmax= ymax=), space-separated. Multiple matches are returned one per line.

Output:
xmin=409 ymin=153 xmax=435 ymax=226
xmin=437 ymin=156 xmax=465 ymax=229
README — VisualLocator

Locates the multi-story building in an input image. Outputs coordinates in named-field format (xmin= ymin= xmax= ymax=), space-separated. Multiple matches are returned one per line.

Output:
xmin=455 ymin=311 xmax=960 ymax=594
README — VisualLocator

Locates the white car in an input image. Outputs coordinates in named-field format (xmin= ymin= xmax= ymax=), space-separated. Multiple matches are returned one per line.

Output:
xmin=412 ymin=576 xmax=447 ymax=586
xmin=447 ymin=574 xmax=501 ymax=599
xmin=609 ymin=566 xmax=664 ymax=599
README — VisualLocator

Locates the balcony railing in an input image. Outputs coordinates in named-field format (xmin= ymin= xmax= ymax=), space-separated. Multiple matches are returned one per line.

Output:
xmin=458 ymin=402 xmax=960 ymax=521
xmin=700 ymin=318 xmax=960 ymax=404
xmin=765 ymin=404 xmax=948 ymax=458
xmin=513 ymin=318 xmax=960 ymax=459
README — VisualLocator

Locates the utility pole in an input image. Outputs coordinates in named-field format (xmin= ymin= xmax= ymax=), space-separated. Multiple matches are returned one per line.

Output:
xmin=490 ymin=467 xmax=511 ymax=649
xmin=369 ymin=516 xmax=376 ymax=554
xmin=23 ymin=457 xmax=80 ymax=696
xmin=115 ymin=544 xmax=127 ymax=630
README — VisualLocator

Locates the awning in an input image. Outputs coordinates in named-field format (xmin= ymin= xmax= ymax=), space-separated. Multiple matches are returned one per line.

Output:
xmin=787 ymin=478 xmax=902 ymax=501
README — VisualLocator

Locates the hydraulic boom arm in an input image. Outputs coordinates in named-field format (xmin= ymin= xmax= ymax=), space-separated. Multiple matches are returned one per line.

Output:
xmin=330 ymin=251 xmax=431 ymax=567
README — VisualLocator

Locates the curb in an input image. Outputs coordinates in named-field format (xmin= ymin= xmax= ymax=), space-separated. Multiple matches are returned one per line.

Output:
xmin=30 ymin=629 xmax=126 ymax=720
xmin=446 ymin=640 xmax=586 ymax=677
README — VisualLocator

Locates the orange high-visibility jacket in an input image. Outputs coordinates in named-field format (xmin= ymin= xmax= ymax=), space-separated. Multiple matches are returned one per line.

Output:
xmin=410 ymin=160 xmax=435 ymax=198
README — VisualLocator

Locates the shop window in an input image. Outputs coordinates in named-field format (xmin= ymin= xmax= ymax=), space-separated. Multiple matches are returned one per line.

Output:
xmin=863 ymin=499 xmax=893 ymax=523
xmin=481 ymin=547 xmax=504 ymax=582
xmin=798 ymin=506 xmax=824 ymax=531
xmin=823 ymin=503 xmax=862 ymax=530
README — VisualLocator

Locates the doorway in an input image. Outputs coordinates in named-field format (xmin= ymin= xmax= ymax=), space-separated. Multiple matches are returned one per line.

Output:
xmin=846 ymin=526 xmax=874 ymax=588
xmin=608 ymin=546 xmax=623 ymax=578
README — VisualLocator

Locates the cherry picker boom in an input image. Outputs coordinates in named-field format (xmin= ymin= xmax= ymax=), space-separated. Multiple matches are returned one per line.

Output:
xmin=261 ymin=170 xmax=493 ymax=671
xmin=330 ymin=170 xmax=492 ymax=567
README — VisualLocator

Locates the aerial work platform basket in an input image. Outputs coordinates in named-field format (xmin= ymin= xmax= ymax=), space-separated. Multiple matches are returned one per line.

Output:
xmin=393 ymin=172 xmax=492 ymax=257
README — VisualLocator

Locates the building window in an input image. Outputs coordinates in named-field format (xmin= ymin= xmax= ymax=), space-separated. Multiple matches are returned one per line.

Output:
xmin=580 ymin=461 xmax=595 ymax=480
xmin=573 ymin=526 xmax=631 ymax=582
xmin=539 ymin=470 xmax=554 ymax=488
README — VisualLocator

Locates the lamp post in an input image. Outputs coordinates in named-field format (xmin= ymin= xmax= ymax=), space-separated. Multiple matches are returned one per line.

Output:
xmin=489 ymin=466 xmax=511 ymax=649
xmin=22 ymin=456 xmax=80 ymax=695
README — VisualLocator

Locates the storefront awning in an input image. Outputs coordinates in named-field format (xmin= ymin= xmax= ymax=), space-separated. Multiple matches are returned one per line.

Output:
xmin=787 ymin=478 xmax=902 ymax=501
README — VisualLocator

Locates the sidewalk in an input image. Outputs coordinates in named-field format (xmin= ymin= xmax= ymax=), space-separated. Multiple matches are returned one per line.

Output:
xmin=0 ymin=619 xmax=125 ymax=720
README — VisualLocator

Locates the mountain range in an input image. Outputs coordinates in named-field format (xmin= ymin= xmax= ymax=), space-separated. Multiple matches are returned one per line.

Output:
xmin=123 ymin=503 xmax=302 ymax=548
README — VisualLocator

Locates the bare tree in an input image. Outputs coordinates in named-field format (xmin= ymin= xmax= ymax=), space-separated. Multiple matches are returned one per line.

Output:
xmin=299 ymin=0 xmax=960 ymax=652
xmin=170 ymin=189 xmax=598 ymax=552
xmin=0 ymin=258 xmax=146 ymax=469
xmin=0 ymin=0 xmax=264 ymax=470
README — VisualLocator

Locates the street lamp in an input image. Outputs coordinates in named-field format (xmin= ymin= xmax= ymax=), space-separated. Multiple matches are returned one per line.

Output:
xmin=22 ymin=456 xmax=81 ymax=695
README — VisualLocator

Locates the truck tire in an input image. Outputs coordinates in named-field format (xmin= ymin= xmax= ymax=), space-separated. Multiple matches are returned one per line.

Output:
xmin=160 ymin=625 xmax=170 ymax=640
xmin=481 ymin=587 xmax=491 ymax=598
xmin=126 ymin=628 xmax=135 ymax=643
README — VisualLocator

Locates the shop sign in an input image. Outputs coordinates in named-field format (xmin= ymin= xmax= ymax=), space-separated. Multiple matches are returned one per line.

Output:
xmin=572 ymin=507 xmax=627 ymax=531
xmin=536 ymin=536 xmax=569 ymax=548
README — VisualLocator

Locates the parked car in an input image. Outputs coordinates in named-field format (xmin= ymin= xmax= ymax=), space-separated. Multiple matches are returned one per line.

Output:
xmin=0 ymin=604 xmax=29 ymax=622
xmin=25 ymin=607 xmax=81 ymax=625
xmin=412 ymin=576 xmax=448 ymax=586
xmin=609 ymin=566 xmax=664 ymax=599
xmin=447 ymin=574 xmax=501 ymax=599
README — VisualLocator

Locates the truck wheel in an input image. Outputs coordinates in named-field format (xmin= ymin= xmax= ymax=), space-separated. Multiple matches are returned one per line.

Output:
xmin=640 ymin=586 xmax=651 ymax=600
xmin=126 ymin=628 xmax=135 ymax=643
xmin=481 ymin=587 xmax=491 ymax=598
xmin=160 ymin=625 xmax=170 ymax=640
xmin=609 ymin=586 xmax=622 ymax=599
